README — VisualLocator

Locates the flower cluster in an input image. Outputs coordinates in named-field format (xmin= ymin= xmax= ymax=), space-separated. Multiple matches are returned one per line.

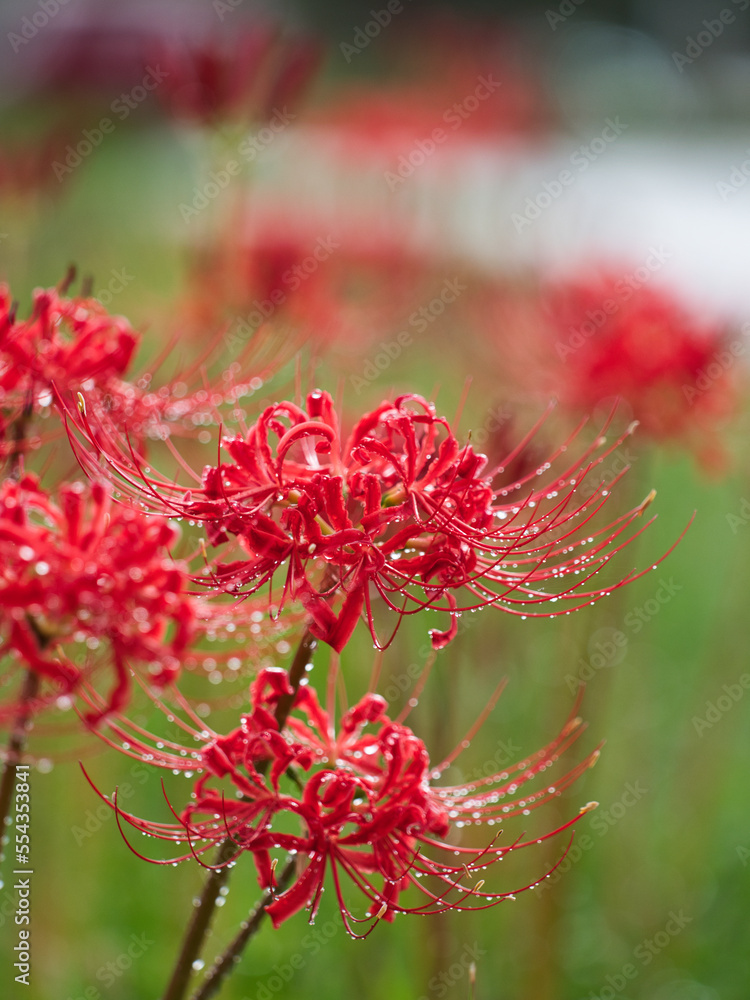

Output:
xmin=99 ymin=390 xmax=660 ymax=653
xmin=495 ymin=275 xmax=742 ymax=471
xmin=0 ymin=474 xmax=194 ymax=719
xmin=0 ymin=281 xmax=137 ymax=448
xmin=0 ymin=267 xmax=670 ymax=974
xmin=90 ymin=669 xmax=598 ymax=936
xmin=0 ymin=278 xmax=296 ymax=461
xmin=0 ymin=16 xmax=713 ymax=996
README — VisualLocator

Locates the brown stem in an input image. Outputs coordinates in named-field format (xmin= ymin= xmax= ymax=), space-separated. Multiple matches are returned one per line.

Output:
xmin=0 ymin=670 xmax=40 ymax=849
xmin=273 ymin=627 xmax=317 ymax=731
xmin=7 ymin=398 xmax=33 ymax=480
xmin=1 ymin=401 xmax=43 ymax=841
xmin=161 ymin=837 xmax=239 ymax=1000
xmin=160 ymin=626 xmax=316 ymax=1000
xmin=190 ymin=858 xmax=297 ymax=1000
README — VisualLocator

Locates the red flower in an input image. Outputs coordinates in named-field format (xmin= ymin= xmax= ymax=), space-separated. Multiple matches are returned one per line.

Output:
xmin=497 ymin=275 xmax=742 ymax=471
xmin=0 ymin=475 xmax=195 ymax=720
xmin=313 ymin=10 xmax=552 ymax=154
xmin=88 ymin=669 xmax=599 ymax=936
xmin=92 ymin=389 xmax=665 ymax=653
xmin=156 ymin=27 xmax=320 ymax=126
xmin=0 ymin=279 xmax=291 ymax=459
xmin=179 ymin=206 xmax=443 ymax=362
xmin=0 ymin=280 xmax=140 ymax=464
xmin=0 ymin=281 xmax=137 ymax=405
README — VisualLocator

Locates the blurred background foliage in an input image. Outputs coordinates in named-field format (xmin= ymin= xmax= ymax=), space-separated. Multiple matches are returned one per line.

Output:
xmin=1 ymin=1 xmax=749 ymax=999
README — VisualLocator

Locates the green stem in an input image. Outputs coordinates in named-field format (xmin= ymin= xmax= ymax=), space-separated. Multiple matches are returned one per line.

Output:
xmin=160 ymin=626 xmax=316 ymax=1000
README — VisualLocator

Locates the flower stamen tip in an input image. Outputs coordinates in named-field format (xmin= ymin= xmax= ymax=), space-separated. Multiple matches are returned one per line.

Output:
xmin=639 ymin=489 xmax=657 ymax=512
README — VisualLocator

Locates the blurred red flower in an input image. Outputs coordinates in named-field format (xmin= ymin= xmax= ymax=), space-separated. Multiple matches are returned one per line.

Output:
xmin=157 ymin=26 xmax=320 ymax=126
xmin=0 ymin=475 xmax=194 ymax=720
xmin=0 ymin=281 xmax=137 ymax=400
xmin=490 ymin=275 xmax=742 ymax=471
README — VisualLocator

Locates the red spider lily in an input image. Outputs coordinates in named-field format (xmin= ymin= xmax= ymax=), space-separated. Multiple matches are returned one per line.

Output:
xmin=156 ymin=26 xmax=320 ymax=126
xmin=1 ymin=278 xmax=138 ymax=464
xmin=66 ymin=389 xmax=669 ymax=653
xmin=0 ymin=278 xmax=294 ymax=458
xmin=0 ymin=474 xmax=195 ymax=720
xmin=180 ymin=206 xmax=445 ymax=362
xmin=83 ymin=668 xmax=599 ymax=937
xmin=494 ymin=275 xmax=742 ymax=471
xmin=0 ymin=281 xmax=137 ymax=403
